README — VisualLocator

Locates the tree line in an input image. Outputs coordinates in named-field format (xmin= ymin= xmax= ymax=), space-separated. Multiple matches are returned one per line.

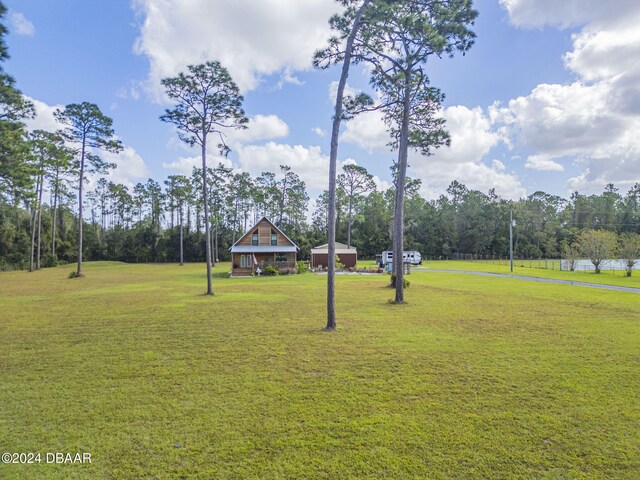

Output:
xmin=3 ymin=147 xmax=640 ymax=271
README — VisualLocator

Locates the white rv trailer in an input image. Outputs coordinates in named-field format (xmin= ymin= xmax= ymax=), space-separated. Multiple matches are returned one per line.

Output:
xmin=380 ymin=250 xmax=422 ymax=266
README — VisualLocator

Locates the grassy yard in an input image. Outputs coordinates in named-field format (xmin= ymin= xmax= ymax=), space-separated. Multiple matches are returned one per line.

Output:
xmin=1 ymin=262 xmax=639 ymax=479
xmin=408 ymin=259 xmax=640 ymax=288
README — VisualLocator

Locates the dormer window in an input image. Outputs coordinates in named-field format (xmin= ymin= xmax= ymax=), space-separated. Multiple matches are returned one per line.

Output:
xmin=252 ymin=231 xmax=259 ymax=246
xmin=271 ymin=230 xmax=277 ymax=246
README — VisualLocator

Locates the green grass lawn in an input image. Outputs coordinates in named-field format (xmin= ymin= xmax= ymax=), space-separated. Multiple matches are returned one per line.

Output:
xmin=1 ymin=262 xmax=639 ymax=479
xmin=408 ymin=259 xmax=640 ymax=289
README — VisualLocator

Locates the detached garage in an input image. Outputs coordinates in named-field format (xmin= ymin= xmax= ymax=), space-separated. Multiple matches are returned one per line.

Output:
xmin=310 ymin=243 xmax=358 ymax=269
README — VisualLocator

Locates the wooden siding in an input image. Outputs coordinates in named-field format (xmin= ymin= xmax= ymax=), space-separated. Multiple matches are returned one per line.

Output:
xmin=235 ymin=219 xmax=293 ymax=247
xmin=311 ymin=252 xmax=357 ymax=269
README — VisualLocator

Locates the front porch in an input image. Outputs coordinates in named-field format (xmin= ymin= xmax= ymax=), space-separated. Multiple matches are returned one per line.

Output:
xmin=231 ymin=252 xmax=297 ymax=276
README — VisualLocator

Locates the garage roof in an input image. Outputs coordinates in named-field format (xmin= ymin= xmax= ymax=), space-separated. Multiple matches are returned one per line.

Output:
xmin=311 ymin=243 xmax=358 ymax=255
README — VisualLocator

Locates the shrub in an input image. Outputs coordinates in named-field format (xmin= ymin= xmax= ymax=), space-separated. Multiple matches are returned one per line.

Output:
xmin=389 ymin=273 xmax=410 ymax=288
xmin=42 ymin=254 xmax=59 ymax=268
xmin=296 ymin=261 xmax=307 ymax=274
xmin=264 ymin=265 xmax=279 ymax=276
xmin=0 ymin=260 xmax=25 ymax=271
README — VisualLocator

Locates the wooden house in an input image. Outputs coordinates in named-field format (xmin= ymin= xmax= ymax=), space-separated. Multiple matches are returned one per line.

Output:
xmin=229 ymin=217 xmax=299 ymax=276
xmin=310 ymin=242 xmax=358 ymax=269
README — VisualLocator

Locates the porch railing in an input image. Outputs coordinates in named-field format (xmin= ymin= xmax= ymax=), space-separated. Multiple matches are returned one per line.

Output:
xmin=257 ymin=261 xmax=296 ymax=270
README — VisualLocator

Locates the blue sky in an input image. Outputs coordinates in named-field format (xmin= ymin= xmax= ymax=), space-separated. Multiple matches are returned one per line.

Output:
xmin=5 ymin=0 xmax=640 ymax=204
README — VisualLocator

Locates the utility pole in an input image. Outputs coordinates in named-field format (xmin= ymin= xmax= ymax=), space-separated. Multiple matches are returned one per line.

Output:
xmin=509 ymin=209 xmax=515 ymax=273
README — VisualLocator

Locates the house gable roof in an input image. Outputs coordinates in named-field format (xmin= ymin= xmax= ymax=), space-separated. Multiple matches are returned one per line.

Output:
xmin=230 ymin=217 xmax=299 ymax=251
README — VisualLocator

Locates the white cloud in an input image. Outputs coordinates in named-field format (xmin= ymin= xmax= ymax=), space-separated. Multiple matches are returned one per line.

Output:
xmin=9 ymin=12 xmax=35 ymax=36
xmin=233 ymin=142 xmax=358 ymax=198
xmin=342 ymin=103 xmax=504 ymax=161
xmin=276 ymin=67 xmax=305 ymax=89
xmin=502 ymin=81 xmax=640 ymax=190
xmin=102 ymin=146 xmax=150 ymax=188
xmin=565 ymin=22 xmax=640 ymax=83
xmin=495 ymin=2 xmax=640 ymax=194
xmin=492 ymin=160 xmax=506 ymax=172
xmin=132 ymin=0 xmax=341 ymax=95
xmin=165 ymin=140 xmax=374 ymax=199
xmin=24 ymin=96 xmax=62 ymax=133
xmin=410 ymin=154 xmax=526 ymax=201
xmin=431 ymin=106 xmax=502 ymax=165
xmin=161 ymin=156 xmax=200 ymax=176
xmin=161 ymin=113 xmax=295 ymax=188
xmin=162 ymin=155 xmax=233 ymax=176
xmin=236 ymin=142 xmax=330 ymax=195
xmin=498 ymin=0 xmax=638 ymax=29
xmin=341 ymin=110 xmax=389 ymax=152
xmin=566 ymin=119 xmax=640 ymax=193
xmin=372 ymin=175 xmax=391 ymax=192
xmin=506 ymin=83 xmax=616 ymax=151
xmin=332 ymin=81 xmax=391 ymax=152
xmin=163 ymin=114 xmax=289 ymax=156
xmin=524 ymin=155 xmax=564 ymax=172
xmin=566 ymin=169 xmax=591 ymax=192
xmin=230 ymin=114 xmax=289 ymax=144
xmin=408 ymin=106 xmax=525 ymax=199
xmin=340 ymin=100 xmax=523 ymax=198
xmin=564 ymin=11 xmax=640 ymax=116
xmin=312 ymin=127 xmax=327 ymax=137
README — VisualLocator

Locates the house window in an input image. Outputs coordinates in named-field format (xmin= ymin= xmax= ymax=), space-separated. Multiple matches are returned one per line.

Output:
xmin=240 ymin=255 xmax=245 ymax=268
xmin=271 ymin=230 xmax=277 ymax=246
xmin=252 ymin=231 xmax=259 ymax=246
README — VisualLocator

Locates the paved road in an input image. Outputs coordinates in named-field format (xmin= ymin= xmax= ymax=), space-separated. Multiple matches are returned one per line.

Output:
xmin=415 ymin=269 xmax=640 ymax=294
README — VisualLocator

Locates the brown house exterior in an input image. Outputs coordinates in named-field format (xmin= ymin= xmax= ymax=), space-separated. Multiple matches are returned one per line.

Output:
xmin=230 ymin=217 xmax=299 ymax=276
xmin=310 ymin=243 xmax=357 ymax=269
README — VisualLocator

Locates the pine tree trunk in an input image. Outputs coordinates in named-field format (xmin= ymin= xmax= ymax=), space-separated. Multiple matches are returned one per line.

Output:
xmin=36 ymin=178 xmax=43 ymax=270
xmin=214 ymin=219 xmax=219 ymax=263
xmin=201 ymin=133 xmax=213 ymax=295
xmin=210 ymin=222 xmax=215 ymax=267
xmin=325 ymin=0 xmax=370 ymax=330
xmin=195 ymin=205 xmax=201 ymax=235
xmin=60 ymin=205 xmax=66 ymax=241
xmin=179 ymin=203 xmax=184 ymax=266
xmin=393 ymin=73 xmax=412 ymax=304
xmin=77 ymin=137 xmax=86 ymax=277
xmin=51 ymin=174 xmax=58 ymax=257
xmin=347 ymin=200 xmax=353 ymax=248
xmin=29 ymin=199 xmax=37 ymax=272
xmin=29 ymin=163 xmax=44 ymax=272
xmin=278 ymin=183 xmax=286 ymax=226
